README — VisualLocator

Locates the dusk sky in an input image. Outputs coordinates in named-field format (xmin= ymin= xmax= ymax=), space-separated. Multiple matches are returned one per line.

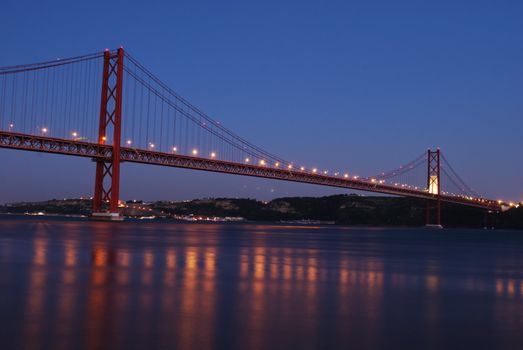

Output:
xmin=1 ymin=0 xmax=522 ymax=203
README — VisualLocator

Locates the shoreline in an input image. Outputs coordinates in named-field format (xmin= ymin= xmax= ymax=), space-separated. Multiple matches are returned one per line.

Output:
xmin=0 ymin=212 xmax=514 ymax=231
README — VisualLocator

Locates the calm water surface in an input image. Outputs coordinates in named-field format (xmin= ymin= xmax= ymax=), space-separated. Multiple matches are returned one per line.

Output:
xmin=1 ymin=218 xmax=523 ymax=350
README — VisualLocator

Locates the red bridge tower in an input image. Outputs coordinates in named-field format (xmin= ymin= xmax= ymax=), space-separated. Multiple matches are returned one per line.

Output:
xmin=92 ymin=48 xmax=124 ymax=221
xmin=426 ymin=149 xmax=442 ymax=227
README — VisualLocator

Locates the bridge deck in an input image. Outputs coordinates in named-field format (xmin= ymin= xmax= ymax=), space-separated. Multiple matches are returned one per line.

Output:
xmin=0 ymin=131 xmax=501 ymax=211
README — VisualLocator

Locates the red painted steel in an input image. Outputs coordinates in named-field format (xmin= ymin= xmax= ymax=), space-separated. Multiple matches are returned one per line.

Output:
xmin=93 ymin=50 xmax=111 ymax=212
xmin=110 ymin=48 xmax=124 ymax=213
xmin=0 ymin=131 xmax=501 ymax=212
xmin=92 ymin=48 xmax=124 ymax=214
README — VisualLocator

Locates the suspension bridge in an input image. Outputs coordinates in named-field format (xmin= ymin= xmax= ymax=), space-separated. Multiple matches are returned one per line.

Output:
xmin=0 ymin=48 xmax=507 ymax=224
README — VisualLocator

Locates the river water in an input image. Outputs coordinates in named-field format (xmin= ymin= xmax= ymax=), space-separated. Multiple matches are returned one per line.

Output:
xmin=0 ymin=217 xmax=522 ymax=349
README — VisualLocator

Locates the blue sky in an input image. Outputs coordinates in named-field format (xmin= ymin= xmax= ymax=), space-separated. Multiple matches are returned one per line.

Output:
xmin=1 ymin=0 xmax=522 ymax=203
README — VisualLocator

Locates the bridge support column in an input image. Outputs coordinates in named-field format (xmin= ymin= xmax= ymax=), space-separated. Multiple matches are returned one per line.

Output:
xmin=425 ymin=149 xmax=442 ymax=228
xmin=92 ymin=48 xmax=124 ymax=221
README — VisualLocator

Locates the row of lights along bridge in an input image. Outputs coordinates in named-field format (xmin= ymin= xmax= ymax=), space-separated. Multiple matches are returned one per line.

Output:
xmin=5 ymin=123 xmax=520 ymax=208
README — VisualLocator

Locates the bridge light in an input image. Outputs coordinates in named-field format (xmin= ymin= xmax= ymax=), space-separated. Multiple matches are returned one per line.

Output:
xmin=149 ymin=143 xmax=155 ymax=149
xmin=210 ymin=152 xmax=216 ymax=158
xmin=125 ymin=139 xmax=132 ymax=145
xmin=300 ymin=166 xmax=305 ymax=171
xmin=101 ymin=136 xmax=107 ymax=142
xmin=71 ymin=131 xmax=78 ymax=138
xmin=312 ymin=168 xmax=317 ymax=173
xmin=8 ymin=123 xmax=14 ymax=130
xmin=41 ymin=127 xmax=48 ymax=134
xmin=192 ymin=149 xmax=198 ymax=155
xmin=323 ymin=170 xmax=328 ymax=175
xmin=287 ymin=164 xmax=293 ymax=169
xmin=275 ymin=162 xmax=280 ymax=167
xmin=259 ymin=160 xmax=266 ymax=166
xmin=172 ymin=146 xmax=177 ymax=152
xmin=344 ymin=173 xmax=349 ymax=178
xmin=245 ymin=158 xmax=250 ymax=163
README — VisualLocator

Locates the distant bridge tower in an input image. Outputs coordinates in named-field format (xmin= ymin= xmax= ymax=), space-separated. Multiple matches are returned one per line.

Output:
xmin=426 ymin=149 xmax=441 ymax=227
xmin=92 ymin=48 xmax=124 ymax=220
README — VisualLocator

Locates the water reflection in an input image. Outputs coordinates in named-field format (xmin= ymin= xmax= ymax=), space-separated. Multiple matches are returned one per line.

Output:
xmin=0 ymin=220 xmax=523 ymax=349
xmin=22 ymin=234 xmax=47 ymax=350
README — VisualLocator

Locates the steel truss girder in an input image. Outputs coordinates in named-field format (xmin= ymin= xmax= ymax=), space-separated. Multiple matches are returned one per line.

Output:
xmin=0 ymin=131 xmax=501 ymax=212
xmin=0 ymin=132 xmax=111 ymax=158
